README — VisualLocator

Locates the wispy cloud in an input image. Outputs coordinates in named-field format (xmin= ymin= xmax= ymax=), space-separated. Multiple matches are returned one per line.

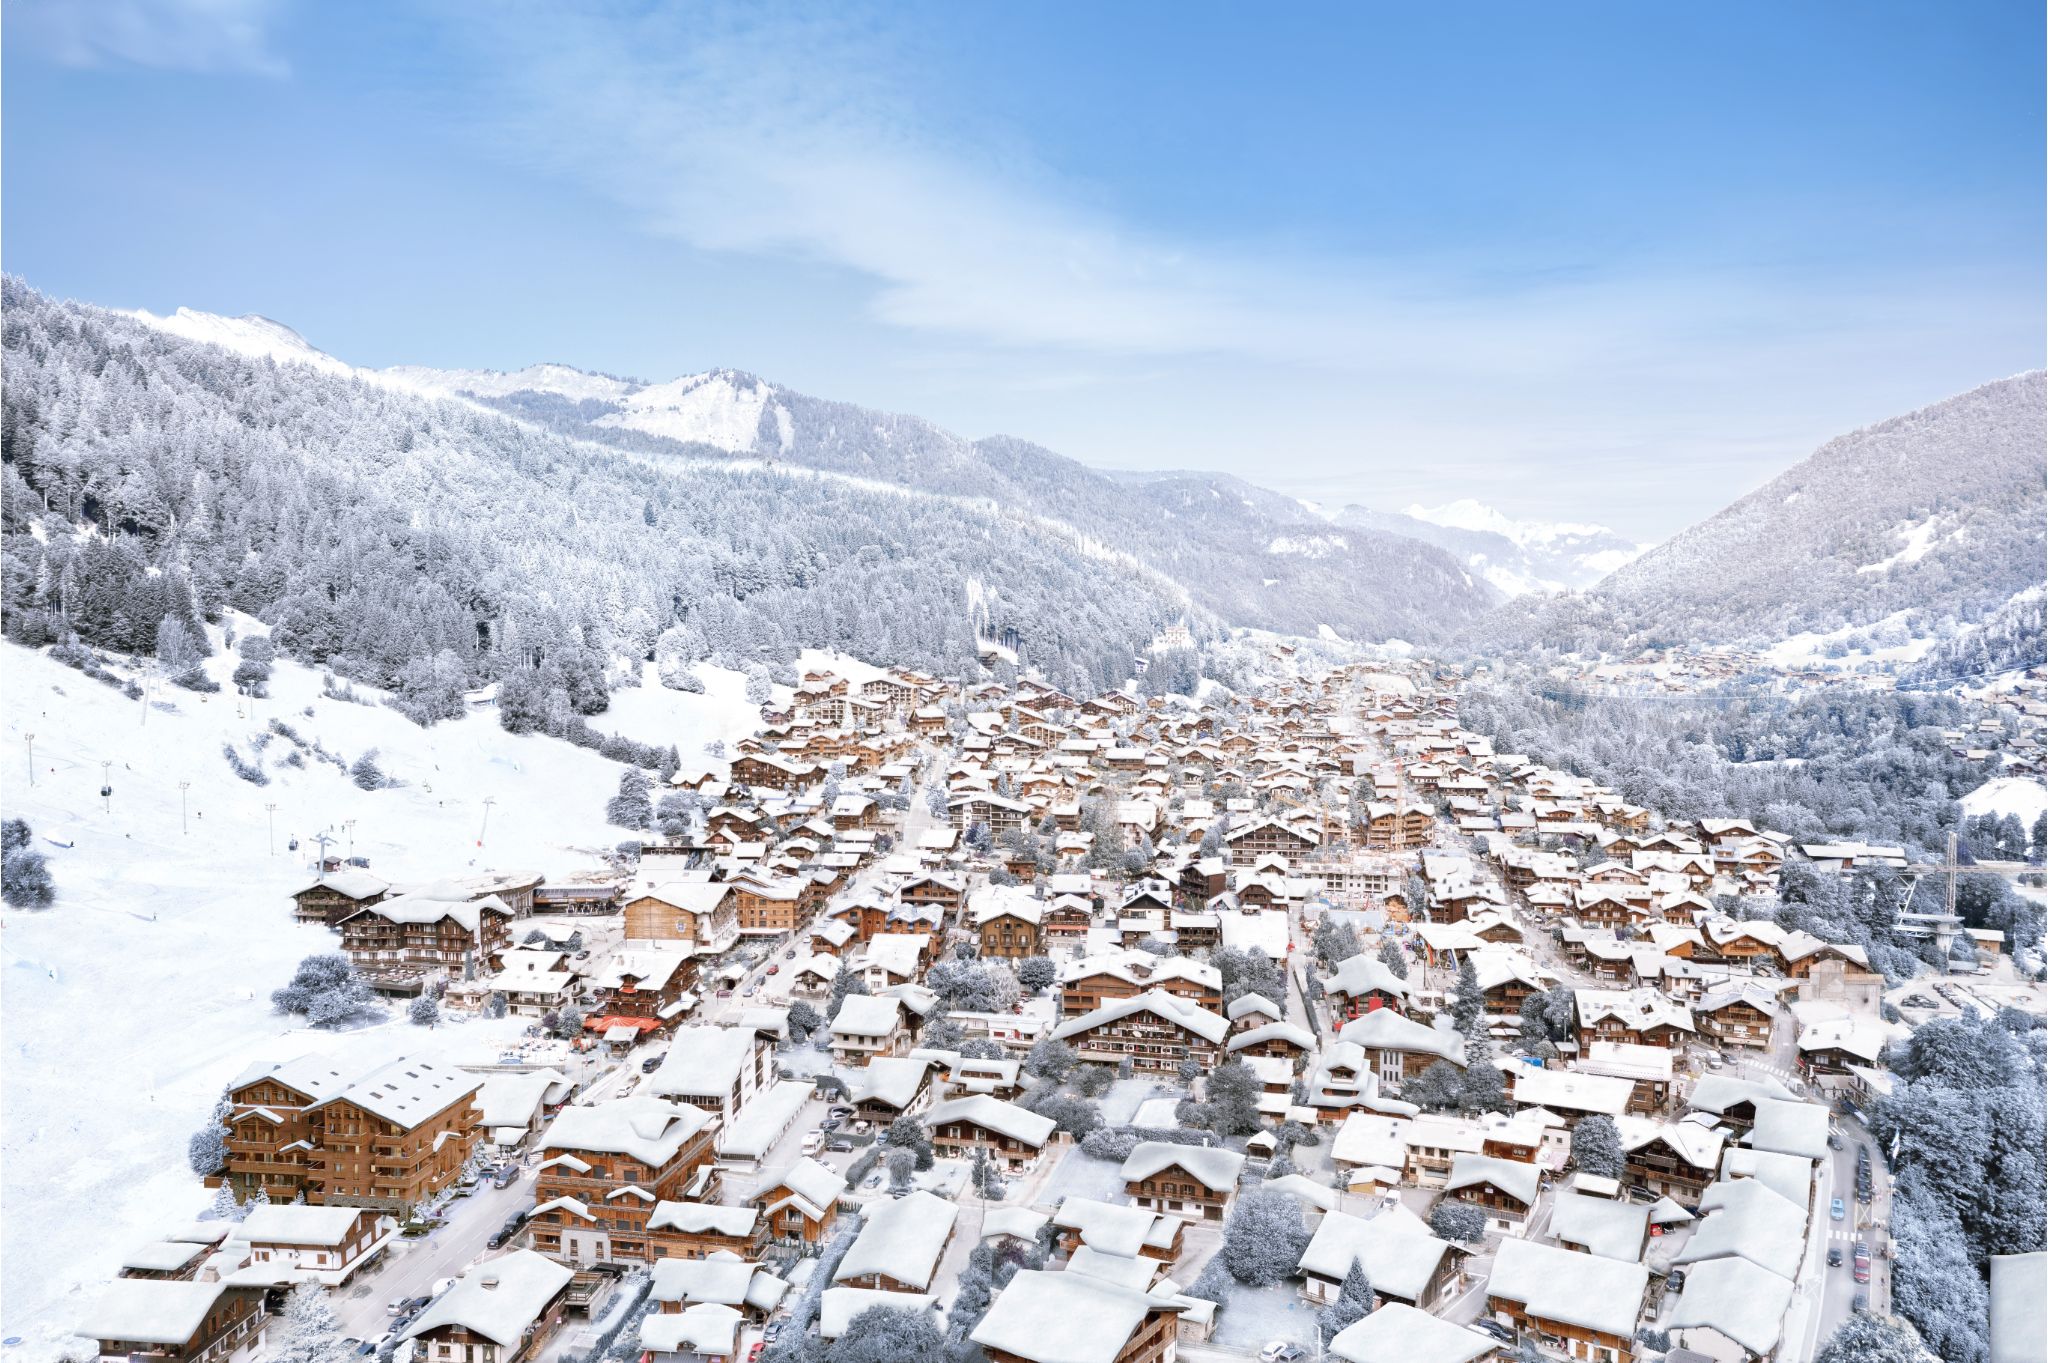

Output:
xmin=12 ymin=0 xmax=291 ymax=76
xmin=442 ymin=2 xmax=1680 ymax=376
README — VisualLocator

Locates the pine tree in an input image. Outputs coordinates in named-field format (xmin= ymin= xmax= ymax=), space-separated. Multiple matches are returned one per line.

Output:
xmin=1316 ymin=1259 xmax=1374 ymax=1336
xmin=271 ymin=1282 xmax=356 ymax=1363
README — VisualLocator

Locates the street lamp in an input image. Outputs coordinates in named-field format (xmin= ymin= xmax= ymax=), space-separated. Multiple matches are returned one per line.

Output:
xmin=179 ymin=782 xmax=191 ymax=835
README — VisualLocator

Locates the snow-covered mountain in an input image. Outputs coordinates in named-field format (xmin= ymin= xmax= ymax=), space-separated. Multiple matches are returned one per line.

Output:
xmin=1476 ymin=372 xmax=2048 ymax=654
xmin=156 ymin=312 xmax=1498 ymax=643
xmin=1334 ymin=500 xmax=1646 ymax=595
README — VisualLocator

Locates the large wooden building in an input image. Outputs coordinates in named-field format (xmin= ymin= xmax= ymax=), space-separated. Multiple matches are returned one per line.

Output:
xmin=531 ymin=1098 xmax=719 ymax=1266
xmin=221 ymin=1055 xmax=481 ymax=1214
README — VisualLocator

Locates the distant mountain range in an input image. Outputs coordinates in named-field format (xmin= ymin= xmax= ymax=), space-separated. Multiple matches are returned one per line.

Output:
xmin=1333 ymin=500 xmax=1647 ymax=595
xmin=1474 ymin=371 xmax=2048 ymax=656
xmin=354 ymin=333 xmax=1503 ymax=644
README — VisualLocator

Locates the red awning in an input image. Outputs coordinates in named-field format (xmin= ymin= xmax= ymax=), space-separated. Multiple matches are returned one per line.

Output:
xmin=582 ymin=1015 xmax=661 ymax=1033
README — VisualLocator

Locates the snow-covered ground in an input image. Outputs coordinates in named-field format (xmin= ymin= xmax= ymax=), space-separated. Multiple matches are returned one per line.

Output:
xmin=1760 ymin=611 xmax=1939 ymax=668
xmin=0 ymin=634 xmax=760 ymax=1355
xmin=1959 ymin=776 xmax=2048 ymax=825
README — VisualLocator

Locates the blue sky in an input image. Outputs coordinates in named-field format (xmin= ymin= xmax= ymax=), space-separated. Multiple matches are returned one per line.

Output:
xmin=6 ymin=1 xmax=2041 ymax=538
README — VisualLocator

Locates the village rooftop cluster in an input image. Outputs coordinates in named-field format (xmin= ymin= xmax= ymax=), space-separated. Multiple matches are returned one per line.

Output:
xmin=68 ymin=651 xmax=2045 ymax=1363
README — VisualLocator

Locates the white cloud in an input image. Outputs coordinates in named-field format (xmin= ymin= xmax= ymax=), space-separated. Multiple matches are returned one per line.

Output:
xmin=11 ymin=0 xmax=290 ymax=76
xmin=445 ymin=3 xmax=1656 ymax=374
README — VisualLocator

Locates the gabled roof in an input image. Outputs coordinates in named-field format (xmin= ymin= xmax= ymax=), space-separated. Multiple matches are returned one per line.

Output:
xmin=541 ymin=1097 xmax=711 ymax=1165
xmin=402 ymin=1250 xmax=573 ymax=1347
xmin=834 ymin=1190 xmax=958 ymax=1289
xmin=923 ymin=1094 xmax=1056 ymax=1146
xmin=1668 ymin=1254 xmax=1797 ymax=1356
xmin=1486 ymin=1239 xmax=1648 ymax=1338
xmin=970 ymin=1269 xmax=1180 ymax=1363
xmin=1296 ymin=1206 xmax=1455 ymax=1302
xmin=1118 ymin=1141 xmax=1246 ymax=1192
xmin=74 ymin=1281 xmax=242 ymax=1345
xmin=1050 ymin=989 xmax=1229 ymax=1045
xmin=1336 ymin=1008 xmax=1465 ymax=1064
xmin=1329 ymin=1304 xmax=1494 ymax=1363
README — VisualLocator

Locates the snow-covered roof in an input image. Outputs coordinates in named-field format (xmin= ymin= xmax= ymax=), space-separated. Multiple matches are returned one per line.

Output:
xmin=1718 ymin=1147 xmax=1815 ymax=1210
xmin=1118 ymin=1141 xmax=1246 ymax=1192
xmin=1329 ymin=1304 xmax=1495 ymax=1363
xmin=1053 ymin=1198 xmax=1169 ymax=1258
xmin=640 ymin=1302 xmax=743 ymax=1357
xmin=541 ymin=1097 xmax=711 ymax=1166
xmin=1322 ymin=954 xmax=1413 ymax=1001
xmin=1485 ymin=1239 xmax=1647 ymax=1338
xmin=1547 ymin=1190 xmax=1649 ymax=1262
xmin=1742 ymin=1097 xmax=1831 ymax=1162
xmin=1673 ymin=1178 xmax=1809 ymax=1280
xmin=846 ymin=1055 xmax=932 ymax=1109
xmin=229 ymin=1053 xmax=353 ymax=1102
xmin=1050 ymin=989 xmax=1229 ymax=1045
xmin=1336 ymin=1008 xmax=1464 ymax=1064
xmin=830 ymin=994 xmax=905 ymax=1037
xmin=402 ymin=1250 xmax=573 ymax=1347
xmin=647 ymin=1025 xmax=760 ymax=1099
xmin=833 ymin=1190 xmax=958 ymax=1289
xmin=348 ymin=886 xmax=508 ymax=931
xmin=325 ymin=1058 xmax=480 ymax=1129
xmin=969 ymin=882 xmax=1045 ymax=926
xmin=1668 ymin=1254 xmax=1797 ymax=1356
xmin=1225 ymin=1020 xmax=1316 ymax=1053
xmin=1510 ymin=1066 xmax=1632 ymax=1117
xmin=970 ymin=1269 xmax=1178 ymax=1363
xmin=1443 ymin=1153 xmax=1540 ymax=1205
xmin=649 ymin=1256 xmax=788 ymax=1312
xmin=291 ymin=870 xmax=388 ymax=900
xmin=924 ymin=1094 xmax=1056 ymax=1147
xmin=475 ymin=1068 xmax=570 ymax=1130
xmin=648 ymin=1201 xmax=759 ymax=1236
xmin=74 ymin=1280 xmax=241 ymax=1345
xmin=236 ymin=1204 xmax=371 ymax=1247
xmin=1296 ymin=1206 xmax=1454 ymax=1303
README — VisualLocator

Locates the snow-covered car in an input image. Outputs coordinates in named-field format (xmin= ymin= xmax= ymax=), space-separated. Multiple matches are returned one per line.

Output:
xmin=1258 ymin=1344 xmax=1306 ymax=1363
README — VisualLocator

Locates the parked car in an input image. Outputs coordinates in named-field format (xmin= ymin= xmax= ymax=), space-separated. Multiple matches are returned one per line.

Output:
xmin=642 ymin=1055 xmax=666 ymax=1074
xmin=1258 ymin=1345 xmax=1306 ymax=1363
xmin=763 ymin=1322 xmax=784 ymax=1343
xmin=767 ymin=964 xmax=780 ymax=975
xmin=826 ymin=1136 xmax=856 ymax=1153
xmin=1666 ymin=1270 xmax=1687 ymax=1293
xmin=717 ymin=988 xmax=734 ymax=998
xmin=785 ymin=948 xmax=797 ymax=959
xmin=1852 ymin=1291 xmax=1870 ymax=1314
xmin=493 ymin=1165 xmax=519 ymax=1189
xmin=1831 ymin=1198 xmax=1845 ymax=1221
xmin=747 ymin=1344 xmax=766 ymax=1363
xmin=803 ymin=1133 xmax=826 ymax=1154
xmin=828 ymin=1106 xmax=855 ymax=1118
xmin=742 ymin=985 xmax=759 ymax=996
xmin=1828 ymin=1247 xmax=1843 ymax=1268
xmin=1853 ymin=1243 xmax=1872 ymax=1283
xmin=1828 ymin=1132 xmax=1843 ymax=1150
xmin=1471 ymin=1321 xmax=1517 ymax=1344
xmin=487 ymin=1228 xmax=512 ymax=1249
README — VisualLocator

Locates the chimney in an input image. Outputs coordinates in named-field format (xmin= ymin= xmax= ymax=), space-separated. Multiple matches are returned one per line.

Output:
xmin=480 ymin=1274 xmax=500 ymax=1291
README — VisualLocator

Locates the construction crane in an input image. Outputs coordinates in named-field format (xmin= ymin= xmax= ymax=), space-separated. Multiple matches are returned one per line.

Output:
xmin=1894 ymin=831 xmax=1967 ymax=956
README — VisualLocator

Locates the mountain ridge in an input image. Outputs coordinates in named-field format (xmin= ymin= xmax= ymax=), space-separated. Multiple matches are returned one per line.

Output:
xmin=169 ymin=312 xmax=1499 ymax=643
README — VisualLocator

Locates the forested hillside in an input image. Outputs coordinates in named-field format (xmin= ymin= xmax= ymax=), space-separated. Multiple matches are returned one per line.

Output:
xmin=1473 ymin=373 xmax=2046 ymax=654
xmin=402 ymin=367 xmax=1499 ymax=642
xmin=0 ymin=280 xmax=1200 ymax=715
